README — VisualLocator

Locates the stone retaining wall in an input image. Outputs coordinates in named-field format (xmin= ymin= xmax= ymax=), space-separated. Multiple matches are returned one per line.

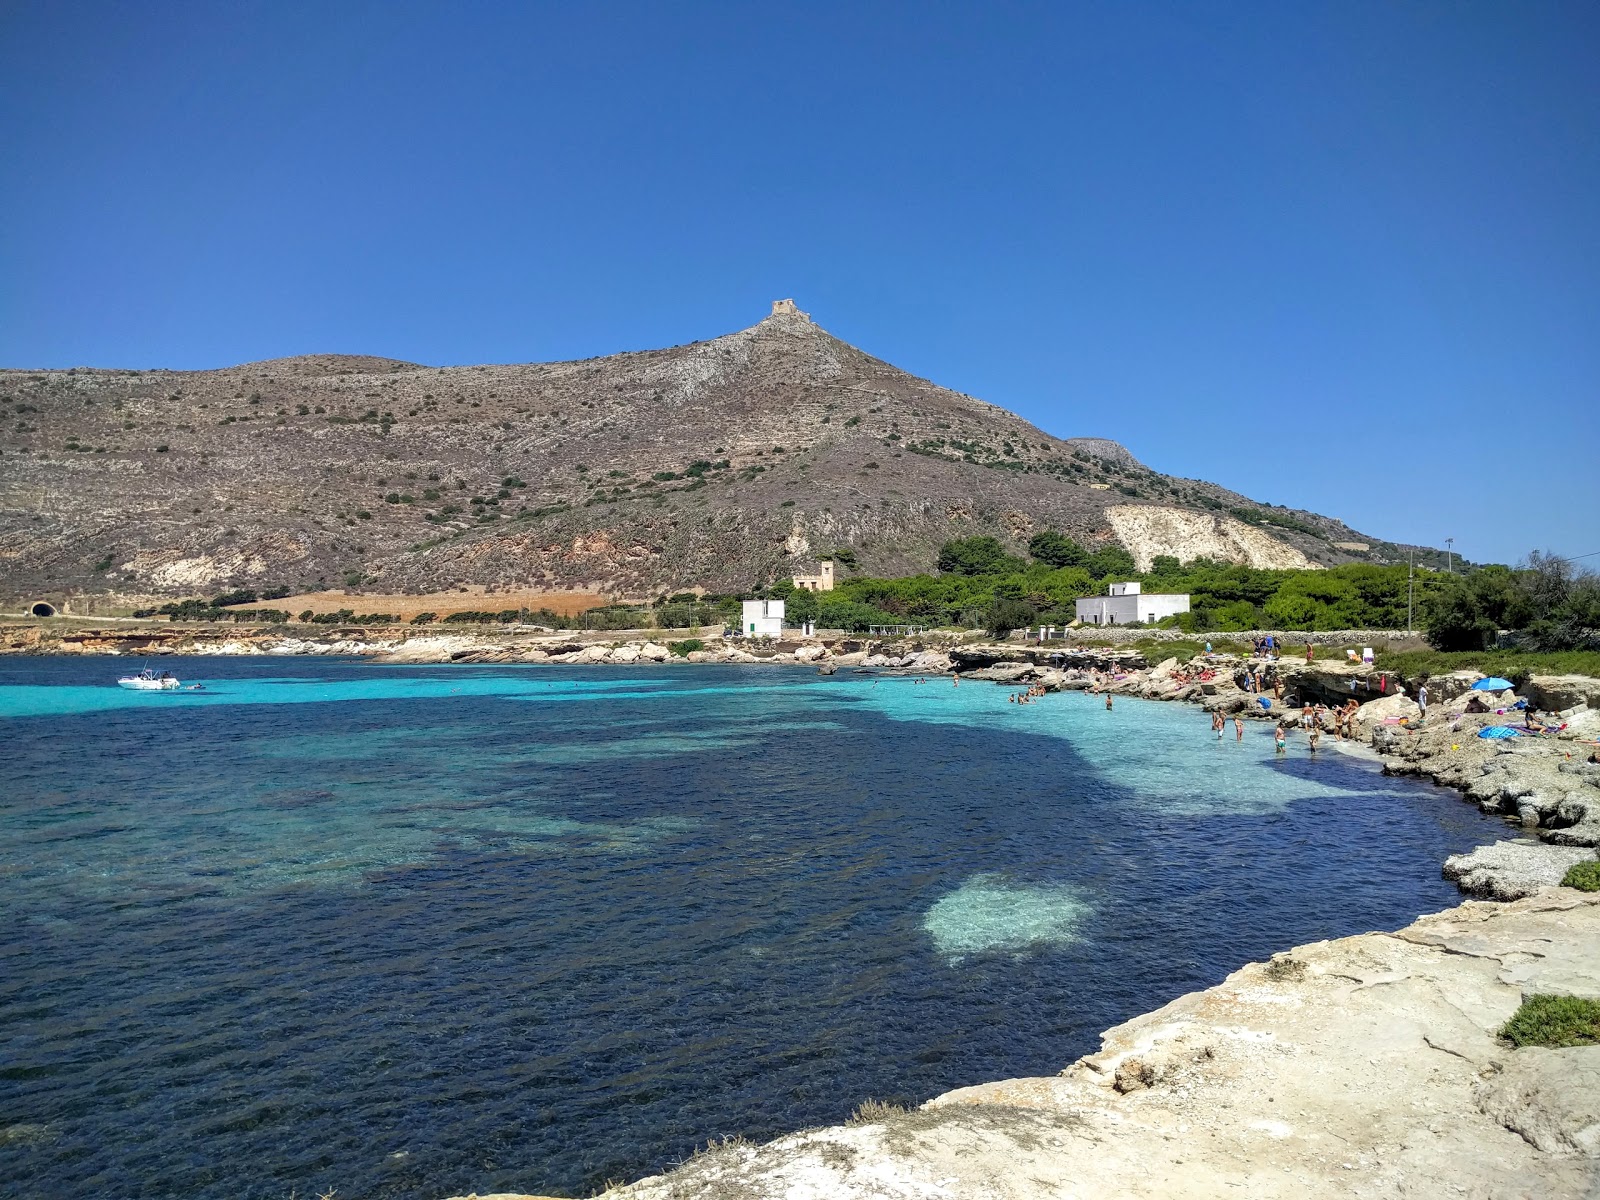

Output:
xmin=1053 ymin=627 xmax=1417 ymax=647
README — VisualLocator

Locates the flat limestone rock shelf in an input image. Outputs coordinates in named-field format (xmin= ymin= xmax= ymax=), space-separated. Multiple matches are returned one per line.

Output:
xmin=451 ymin=890 xmax=1600 ymax=1200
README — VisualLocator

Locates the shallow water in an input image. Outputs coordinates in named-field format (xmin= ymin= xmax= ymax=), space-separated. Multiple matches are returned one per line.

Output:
xmin=0 ymin=657 xmax=1504 ymax=1198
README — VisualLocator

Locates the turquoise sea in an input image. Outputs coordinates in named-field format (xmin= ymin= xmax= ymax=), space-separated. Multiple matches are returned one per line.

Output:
xmin=0 ymin=657 xmax=1504 ymax=1198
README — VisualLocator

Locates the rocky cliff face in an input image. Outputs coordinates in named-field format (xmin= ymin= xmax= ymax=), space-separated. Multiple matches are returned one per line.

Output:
xmin=1 ymin=307 xmax=1409 ymax=601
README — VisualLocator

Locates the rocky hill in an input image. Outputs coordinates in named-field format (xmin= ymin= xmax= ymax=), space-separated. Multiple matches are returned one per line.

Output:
xmin=0 ymin=301 xmax=1430 ymax=604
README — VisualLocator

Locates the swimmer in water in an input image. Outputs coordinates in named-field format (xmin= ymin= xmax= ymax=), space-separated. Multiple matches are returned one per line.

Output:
xmin=1105 ymin=692 xmax=1113 ymax=711
xmin=1274 ymin=723 xmax=1288 ymax=753
xmin=1234 ymin=715 xmax=1244 ymax=742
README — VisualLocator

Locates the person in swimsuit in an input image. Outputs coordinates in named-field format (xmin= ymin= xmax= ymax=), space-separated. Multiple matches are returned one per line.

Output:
xmin=1235 ymin=715 xmax=1244 ymax=742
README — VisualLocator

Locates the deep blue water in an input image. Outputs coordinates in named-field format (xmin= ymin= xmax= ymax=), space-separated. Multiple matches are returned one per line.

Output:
xmin=0 ymin=656 xmax=1505 ymax=1198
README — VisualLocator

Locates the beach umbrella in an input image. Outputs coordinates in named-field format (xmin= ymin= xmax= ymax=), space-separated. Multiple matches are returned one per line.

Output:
xmin=1471 ymin=677 xmax=1514 ymax=692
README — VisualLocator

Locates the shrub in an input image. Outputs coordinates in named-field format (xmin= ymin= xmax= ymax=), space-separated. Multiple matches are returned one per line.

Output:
xmin=409 ymin=612 xmax=437 ymax=625
xmin=669 ymin=638 xmax=704 ymax=657
xmin=1500 ymin=994 xmax=1600 ymax=1048
xmin=1560 ymin=861 xmax=1600 ymax=892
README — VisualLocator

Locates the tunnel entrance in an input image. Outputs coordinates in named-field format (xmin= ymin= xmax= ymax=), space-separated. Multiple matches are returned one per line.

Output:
xmin=29 ymin=601 xmax=57 ymax=617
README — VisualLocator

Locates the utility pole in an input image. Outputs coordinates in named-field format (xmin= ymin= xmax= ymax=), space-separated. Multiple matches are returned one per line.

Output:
xmin=1407 ymin=547 xmax=1414 ymax=635
xmin=1445 ymin=537 xmax=1454 ymax=574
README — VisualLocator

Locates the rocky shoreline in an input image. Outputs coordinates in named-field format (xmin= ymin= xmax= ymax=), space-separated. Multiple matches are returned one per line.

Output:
xmin=8 ymin=620 xmax=1599 ymax=1198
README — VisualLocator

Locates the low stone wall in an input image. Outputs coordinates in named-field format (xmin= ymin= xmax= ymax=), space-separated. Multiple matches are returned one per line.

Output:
xmin=1056 ymin=627 xmax=1418 ymax=647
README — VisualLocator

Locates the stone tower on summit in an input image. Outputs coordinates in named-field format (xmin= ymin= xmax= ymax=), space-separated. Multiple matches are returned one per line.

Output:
xmin=770 ymin=298 xmax=810 ymax=321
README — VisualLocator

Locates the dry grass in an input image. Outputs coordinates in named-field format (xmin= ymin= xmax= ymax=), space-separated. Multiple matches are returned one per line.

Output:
xmin=247 ymin=586 xmax=609 ymax=619
xmin=846 ymin=1098 xmax=909 ymax=1126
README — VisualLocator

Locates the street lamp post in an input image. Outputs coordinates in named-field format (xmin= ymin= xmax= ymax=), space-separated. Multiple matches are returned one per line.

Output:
xmin=1407 ymin=546 xmax=1415 ymax=635
xmin=1445 ymin=537 xmax=1454 ymax=574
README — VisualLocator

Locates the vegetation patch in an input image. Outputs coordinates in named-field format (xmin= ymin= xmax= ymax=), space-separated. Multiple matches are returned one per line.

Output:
xmin=1500 ymin=994 xmax=1600 ymax=1048
xmin=1560 ymin=861 xmax=1600 ymax=893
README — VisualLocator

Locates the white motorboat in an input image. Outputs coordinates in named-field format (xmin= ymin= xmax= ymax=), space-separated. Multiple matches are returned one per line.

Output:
xmin=117 ymin=668 xmax=181 ymax=691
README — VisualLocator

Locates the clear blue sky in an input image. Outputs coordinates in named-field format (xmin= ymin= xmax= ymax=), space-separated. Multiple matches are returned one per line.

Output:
xmin=2 ymin=1 xmax=1596 ymax=567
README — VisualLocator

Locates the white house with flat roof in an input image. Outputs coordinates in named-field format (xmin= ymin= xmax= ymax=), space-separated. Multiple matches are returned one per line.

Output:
xmin=740 ymin=598 xmax=785 ymax=638
xmin=1075 ymin=581 xmax=1189 ymax=626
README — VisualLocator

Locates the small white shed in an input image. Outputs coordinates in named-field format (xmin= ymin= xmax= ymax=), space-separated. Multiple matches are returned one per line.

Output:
xmin=740 ymin=598 xmax=785 ymax=638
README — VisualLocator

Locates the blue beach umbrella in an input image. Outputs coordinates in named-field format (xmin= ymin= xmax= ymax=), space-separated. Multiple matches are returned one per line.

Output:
xmin=1472 ymin=677 xmax=1514 ymax=692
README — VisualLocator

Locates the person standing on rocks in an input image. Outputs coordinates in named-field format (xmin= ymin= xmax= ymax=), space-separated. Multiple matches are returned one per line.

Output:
xmin=1418 ymin=680 xmax=1429 ymax=724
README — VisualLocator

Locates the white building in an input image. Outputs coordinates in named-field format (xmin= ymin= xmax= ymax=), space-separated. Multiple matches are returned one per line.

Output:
xmin=740 ymin=598 xmax=785 ymax=638
xmin=1075 ymin=581 xmax=1189 ymax=626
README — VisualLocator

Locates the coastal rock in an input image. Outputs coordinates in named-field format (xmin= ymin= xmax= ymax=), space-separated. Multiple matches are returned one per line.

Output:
xmin=1354 ymin=690 xmax=1420 ymax=731
xmin=609 ymin=645 xmax=641 ymax=664
xmin=1525 ymin=675 xmax=1600 ymax=715
xmin=792 ymin=644 xmax=826 ymax=663
xmin=1442 ymin=841 xmax=1597 ymax=900
xmin=638 ymin=642 xmax=670 ymax=662
xmin=1542 ymin=792 xmax=1600 ymax=849
xmin=961 ymin=664 xmax=1035 ymax=683
xmin=1474 ymin=1047 xmax=1600 ymax=1157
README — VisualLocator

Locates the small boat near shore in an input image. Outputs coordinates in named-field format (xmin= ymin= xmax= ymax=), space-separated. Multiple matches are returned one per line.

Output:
xmin=117 ymin=668 xmax=181 ymax=691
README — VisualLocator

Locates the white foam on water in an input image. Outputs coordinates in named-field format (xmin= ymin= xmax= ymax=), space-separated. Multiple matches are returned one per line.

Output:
xmin=922 ymin=872 xmax=1092 ymax=964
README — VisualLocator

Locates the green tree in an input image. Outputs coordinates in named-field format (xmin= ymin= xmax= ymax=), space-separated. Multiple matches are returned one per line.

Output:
xmin=1423 ymin=575 xmax=1497 ymax=650
xmin=1027 ymin=531 xmax=1086 ymax=568
xmin=986 ymin=597 xmax=1036 ymax=638
xmin=1087 ymin=544 xmax=1137 ymax=578
xmin=786 ymin=588 xmax=820 ymax=624
xmin=1148 ymin=554 xmax=1182 ymax=577
xmin=937 ymin=536 xmax=1019 ymax=576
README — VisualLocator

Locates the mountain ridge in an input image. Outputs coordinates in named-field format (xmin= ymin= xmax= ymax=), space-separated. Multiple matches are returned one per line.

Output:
xmin=0 ymin=303 xmax=1441 ymax=603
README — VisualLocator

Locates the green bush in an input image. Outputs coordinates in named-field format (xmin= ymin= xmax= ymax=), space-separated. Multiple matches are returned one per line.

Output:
xmin=1560 ymin=861 xmax=1600 ymax=892
xmin=1500 ymin=994 xmax=1600 ymax=1048
xmin=668 ymin=639 xmax=704 ymax=657
xmin=409 ymin=612 xmax=438 ymax=625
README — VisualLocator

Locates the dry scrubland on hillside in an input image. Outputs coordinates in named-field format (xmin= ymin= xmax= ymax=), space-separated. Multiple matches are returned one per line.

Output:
xmin=1 ymin=305 xmax=1431 ymax=607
